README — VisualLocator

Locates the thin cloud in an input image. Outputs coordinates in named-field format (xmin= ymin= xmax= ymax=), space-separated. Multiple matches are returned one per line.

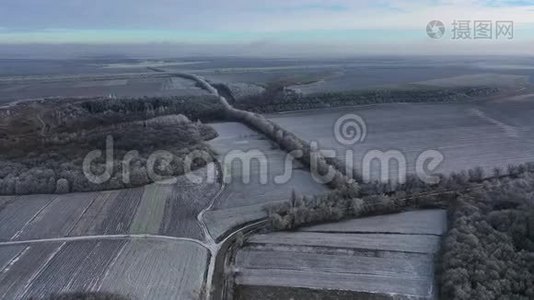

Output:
xmin=0 ymin=0 xmax=532 ymax=57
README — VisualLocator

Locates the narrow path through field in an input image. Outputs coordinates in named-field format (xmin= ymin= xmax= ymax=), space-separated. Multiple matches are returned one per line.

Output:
xmin=197 ymin=181 xmax=224 ymax=297
xmin=0 ymin=234 xmax=209 ymax=248
xmin=36 ymin=113 xmax=47 ymax=136
xmin=470 ymin=107 xmax=520 ymax=138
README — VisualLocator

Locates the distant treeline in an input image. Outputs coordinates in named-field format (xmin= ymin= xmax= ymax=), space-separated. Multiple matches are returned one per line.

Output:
xmin=50 ymin=95 xmax=224 ymax=137
xmin=0 ymin=95 xmax=225 ymax=142
xmin=235 ymin=85 xmax=500 ymax=113
xmin=77 ymin=95 xmax=226 ymax=125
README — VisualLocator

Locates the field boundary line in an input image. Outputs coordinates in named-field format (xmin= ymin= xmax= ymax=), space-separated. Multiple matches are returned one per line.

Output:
xmin=0 ymin=234 xmax=210 ymax=249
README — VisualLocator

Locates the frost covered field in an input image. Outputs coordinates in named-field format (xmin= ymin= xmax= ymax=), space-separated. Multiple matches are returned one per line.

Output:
xmin=0 ymin=75 xmax=210 ymax=104
xmin=0 ymin=166 xmax=220 ymax=242
xmin=268 ymin=95 xmax=534 ymax=178
xmin=205 ymin=122 xmax=328 ymax=240
xmin=0 ymin=238 xmax=208 ymax=299
xmin=234 ymin=210 xmax=447 ymax=299
xmin=0 ymin=167 xmax=219 ymax=299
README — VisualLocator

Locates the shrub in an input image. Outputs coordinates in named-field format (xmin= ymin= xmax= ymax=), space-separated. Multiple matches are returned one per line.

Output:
xmin=55 ymin=178 xmax=70 ymax=194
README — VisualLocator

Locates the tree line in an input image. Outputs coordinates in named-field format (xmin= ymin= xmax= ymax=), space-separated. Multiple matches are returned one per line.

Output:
xmin=235 ymin=85 xmax=500 ymax=113
xmin=266 ymin=164 xmax=532 ymax=229
xmin=224 ymin=105 xmax=358 ymax=191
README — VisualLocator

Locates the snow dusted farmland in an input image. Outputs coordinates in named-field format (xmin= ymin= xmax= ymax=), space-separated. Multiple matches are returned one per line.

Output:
xmin=0 ymin=89 xmax=335 ymax=299
xmin=130 ymin=166 xmax=221 ymax=240
xmin=0 ymin=163 xmax=221 ymax=299
xmin=0 ymin=165 xmax=220 ymax=242
xmin=0 ymin=73 xmax=210 ymax=104
xmin=234 ymin=210 xmax=447 ymax=299
xmin=205 ymin=122 xmax=328 ymax=241
xmin=100 ymin=238 xmax=208 ymax=300
xmin=268 ymin=97 xmax=534 ymax=179
xmin=0 ymin=238 xmax=207 ymax=299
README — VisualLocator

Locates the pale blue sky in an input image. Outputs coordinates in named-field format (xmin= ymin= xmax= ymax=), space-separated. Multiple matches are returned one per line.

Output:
xmin=0 ymin=0 xmax=533 ymax=56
